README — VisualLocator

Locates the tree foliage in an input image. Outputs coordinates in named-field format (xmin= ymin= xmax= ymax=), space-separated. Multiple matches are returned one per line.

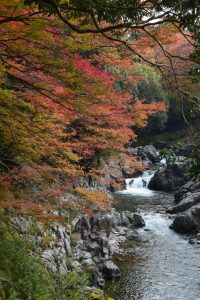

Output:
xmin=0 ymin=0 xmax=166 ymax=213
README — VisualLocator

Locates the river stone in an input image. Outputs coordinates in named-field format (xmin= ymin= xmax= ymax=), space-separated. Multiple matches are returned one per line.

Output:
xmin=148 ymin=162 xmax=190 ymax=192
xmin=125 ymin=230 xmax=138 ymax=240
xmin=102 ymin=261 xmax=121 ymax=279
xmin=174 ymin=181 xmax=200 ymax=203
xmin=167 ymin=191 xmax=200 ymax=214
xmin=170 ymin=204 xmax=200 ymax=233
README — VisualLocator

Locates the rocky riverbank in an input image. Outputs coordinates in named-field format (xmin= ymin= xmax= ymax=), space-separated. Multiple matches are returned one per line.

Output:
xmin=9 ymin=209 xmax=144 ymax=289
xmin=6 ymin=141 xmax=200 ymax=295
xmin=141 ymin=142 xmax=200 ymax=242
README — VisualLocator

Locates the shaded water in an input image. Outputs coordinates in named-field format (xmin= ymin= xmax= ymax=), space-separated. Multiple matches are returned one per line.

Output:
xmin=114 ymin=173 xmax=200 ymax=300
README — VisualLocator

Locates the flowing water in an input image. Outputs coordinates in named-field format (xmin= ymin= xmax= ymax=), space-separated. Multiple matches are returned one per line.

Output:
xmin=114 ymin=170 xmax=200 ymax=300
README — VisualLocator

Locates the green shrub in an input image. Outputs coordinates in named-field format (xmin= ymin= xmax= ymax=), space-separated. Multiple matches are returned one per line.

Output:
xmin=0 ymin=220 xmax=89 ymax=299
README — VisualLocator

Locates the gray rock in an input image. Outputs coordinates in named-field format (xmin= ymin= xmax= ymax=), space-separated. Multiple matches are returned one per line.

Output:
xmin=81 ymin=258 xmax=97 ymax=270
xmin=125 ymin=230 xmax=138 ymax=240
xmin=71 ymin=261 xmax=82 ymax=269
xmin=170 ymin=204 xmax=200 ymax=234
xmin=41 ymin=250 xmax=54 ymax=262
xmin=102 ymin=261 xmax=121 ymax=279
xmin=167 ymin=191 xmax=200 ymax=214
xmin=81 ymin=251 xmax=92 ymax=260
xmin=149 ymin=162 xmax=190 ymax=192
xmin=174 ymin=181 xmax=200 ymax=203
xmin=97 ymin=275 xmax=105 ymax=288
xmin=137 ymin=145 xmax=159 ymax=163
xmin=189 ymin=239 xmax=196 ymax=245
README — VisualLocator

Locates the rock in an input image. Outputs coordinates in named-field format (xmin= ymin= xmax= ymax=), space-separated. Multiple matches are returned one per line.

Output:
xmin=73 ymin=210 xmax=145 ymax=281
xmin=11 ymin=216 xmax=33 ymax=233
xmin=189 ymin=239 xmax=196 ymax=245
xmin=71 ymin=261 xmax=82 ymax=270
xmin=170 ymin=204 xmax=200 ymax=234
xmin=131 ymin=213 xmax=145 ymax=228
xmin=174 ymin=181 xmax=200 ymax=203
xmin=125 ymin=230 xmax=138 ymax=240
xmin=197 ymin=233 xmax=200 ymax=240
xmin=167 ymin=191 xmax=200 ymax=214
xmin=148 ymin=162 xmax=190 ymax=192
xmin=170 ymin=214 xmax=196 ymax=233
xmin=81 ymin=258 xmax=97 ymax=271
xmin=97 ymin=275 xmax=105 ymax=288
xmin=137 ymin=145 xmax=159 ymax=163
xmin=102 ymin=261 xmax=121 ymax=279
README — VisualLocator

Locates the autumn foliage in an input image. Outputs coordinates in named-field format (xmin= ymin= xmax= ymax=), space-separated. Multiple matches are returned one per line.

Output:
xmin=0 ymin=0 xmax=166 ymax=214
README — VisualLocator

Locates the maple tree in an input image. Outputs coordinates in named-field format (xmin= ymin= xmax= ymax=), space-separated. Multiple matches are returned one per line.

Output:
xmin=0 ymin=0 xmax=167 ymax=214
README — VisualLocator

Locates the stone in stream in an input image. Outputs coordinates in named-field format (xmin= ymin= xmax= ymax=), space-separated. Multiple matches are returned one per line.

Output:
xmin=174 ymin=181 xmax=200 ymax=203
xmin=170 ymin=204 xmax=200 ymax=234
xmin=167 ymin=191 xmax=200 ymax=214
xmin=148 ymin=162 xmax=190 ymax=192
xmin=189 ymin=239 xmax=196 ymax=245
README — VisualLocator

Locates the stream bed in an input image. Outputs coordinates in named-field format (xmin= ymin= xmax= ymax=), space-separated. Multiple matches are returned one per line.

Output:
xmin=113 ymin=172 xmax=200 ymax=300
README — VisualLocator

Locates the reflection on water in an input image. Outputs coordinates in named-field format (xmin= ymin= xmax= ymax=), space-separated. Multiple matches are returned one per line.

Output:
xmin=113 ymin=177 xmax=200 ymax=300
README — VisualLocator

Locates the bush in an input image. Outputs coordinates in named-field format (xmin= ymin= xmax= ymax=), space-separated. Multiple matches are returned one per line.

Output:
xmin=0 ymin=220 xmax=89 ymax=300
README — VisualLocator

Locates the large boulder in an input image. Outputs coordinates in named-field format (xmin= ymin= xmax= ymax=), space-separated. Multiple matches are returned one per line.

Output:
xmin=167 ymin=191 xmax=200 ymax=214
xmin=174 ymin=181 xmax=200 ymax=203
xmin=137 ymin=145 xmax=159 ymax=163
xmin=170 ymin=204 xmax=200 ymax=233
xmin=148 ymin=162 xmax=190 ymax=192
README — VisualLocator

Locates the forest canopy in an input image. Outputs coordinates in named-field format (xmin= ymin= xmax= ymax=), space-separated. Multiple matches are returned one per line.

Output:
xmin=0 ymin=0 xmax=199 ymax=214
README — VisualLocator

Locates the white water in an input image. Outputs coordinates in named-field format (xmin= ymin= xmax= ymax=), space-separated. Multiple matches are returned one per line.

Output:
xmin=115 ymin=168 xmax=200 ymax=300
xmin=123 ymin=170 xmax=155 ymax=197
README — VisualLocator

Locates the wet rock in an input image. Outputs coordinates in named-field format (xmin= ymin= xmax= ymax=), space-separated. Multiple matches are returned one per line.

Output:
xmin=125 ymin=230 xmax=138 ymax=240
xmin=170 ymin=204 xmax=200 ymax=234
xmin=167 ymin=191 xmax=200 ymax=214
xmin=189 ymin=239 xmax=196 ymax=245
xmin=148 ymin=162 xmax=190 ymax=192
xmin=102 ymin=261 xmax=121 ymax=279
xmin=130 ymin=213 xmax=145 ymax=228
xmin=174 ymin=181 xmax=200 ymax=203
xmin=170 ymin=214 xmax=196 ymax=233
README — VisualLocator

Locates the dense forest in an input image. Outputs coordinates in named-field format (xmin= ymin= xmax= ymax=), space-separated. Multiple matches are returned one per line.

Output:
xmin=0 ymin=1 xmax=200 ymax=299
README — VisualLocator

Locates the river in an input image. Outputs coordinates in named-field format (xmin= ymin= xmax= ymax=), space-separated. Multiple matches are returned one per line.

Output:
xmin=114 ymin=170 xmax=200 ymax=300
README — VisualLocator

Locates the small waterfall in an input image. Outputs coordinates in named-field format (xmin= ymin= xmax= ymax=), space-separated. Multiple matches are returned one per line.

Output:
xmin=123 ymin=170 xmax=155 ymax=196
xmin=159 ymin=158 xmax=167 ymax=166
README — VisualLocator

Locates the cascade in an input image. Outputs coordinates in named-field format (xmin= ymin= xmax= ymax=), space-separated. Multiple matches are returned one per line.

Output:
xmin=123 ymin=170 xmax=155 ymax=196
